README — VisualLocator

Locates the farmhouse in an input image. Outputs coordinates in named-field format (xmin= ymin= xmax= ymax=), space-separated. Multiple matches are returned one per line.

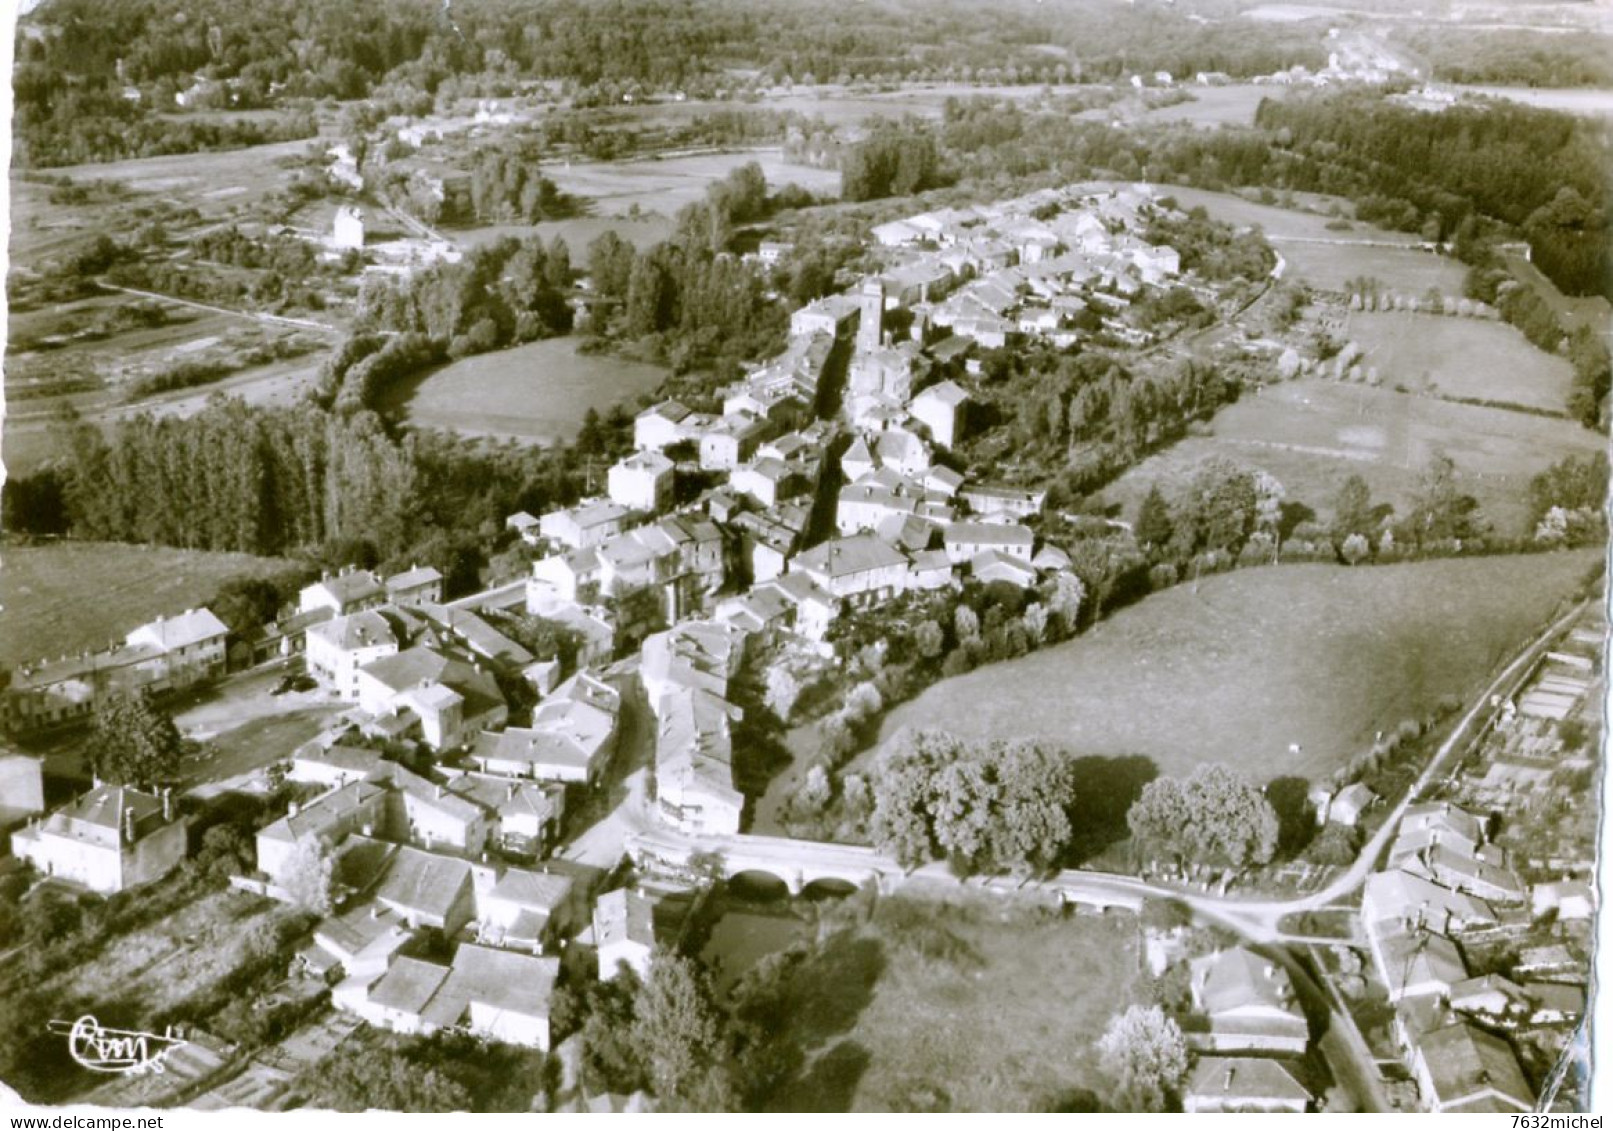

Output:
xmin=608 ymin=451 xmax=675 ymax=512
xmin=791 ymin=534 xmax=912 ymax=604
xmin=384 ymin=566 xmax=444 ymax=608
xmin=1188 ymin=947 xmax=1309 ymax=1055
xmin=124 ymin=608 xmax=229 ymax=687
xmin=305 ymin=611 xmax=401 ymax=701
xmin=11 ymin=785 xmax=188 ymax=895
xmin=348 ymin=943 xmax=560 ymax=1050
xmin=1411 ymin=1023 xmax=1534 ymax=1113
xmin=1182 ymin=1058 xmax=1311 ymax=1114
xmin=595 ymin=888 xmax=662 ymax=982
xmin=541 ymin=500 xmax=632 ymax=551
xmin=301 ymin=569 xmax=387 ymax=616
xmin=943 ymin=521 xmax=1035 ymax=564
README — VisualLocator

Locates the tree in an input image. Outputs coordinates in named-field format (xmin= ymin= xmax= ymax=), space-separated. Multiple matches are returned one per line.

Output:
xmin=308 ymin=1042 xmax=473 ymax=1112
xmin=90 ymin=689 xmax=183 ymax=787
xmin=1129 ymin=764 xmax=1279 ymax=874
xmin=1097 ymin=1005 xmax=1188 ymax=1112
xmin=1340 ymin=533 xmax=1370 ymax=565
xmin=631 ymin=953 xmax=739 ymax=1111
xmin=1136 ymin=485 xmax=1174 ymax=551
xmin=914 ymin=619 xmax=945 ymax=660
xmin=797 ymin=764 xmax=832 ymax=814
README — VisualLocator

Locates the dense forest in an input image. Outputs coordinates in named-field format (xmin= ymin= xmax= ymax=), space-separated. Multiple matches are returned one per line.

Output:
xmin=13 ymin=0 xmax=1326 ymax=166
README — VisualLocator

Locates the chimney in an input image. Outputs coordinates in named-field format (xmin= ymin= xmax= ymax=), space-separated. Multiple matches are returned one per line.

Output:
xmin=506 ymin=784 xmax=516 ymax=801
xmin=361 ymin=823 xmax=374 ymax=837
xmin=371 ymin=905 xmax=382 ymax=919
xmin=124 ymin=807 xmax=137 ymax=843
xmin=435 ymin=785 xmax=444 ymax=799
xmin=162 ymin=788 xmax=172 ymax=822
xmin=288 ymin=801 xmax=301 ymax=816
xmin=1224 ymin=1065 xmax=1234 ymax=1090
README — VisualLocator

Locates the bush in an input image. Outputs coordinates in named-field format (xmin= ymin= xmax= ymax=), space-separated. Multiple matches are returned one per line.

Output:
xmin=1396 ymin=718 xmax=1423 ymax=744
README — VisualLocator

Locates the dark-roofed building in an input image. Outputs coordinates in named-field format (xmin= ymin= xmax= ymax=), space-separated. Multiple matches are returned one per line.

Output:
xmin=300 ymin=569 xmax=386 ymax=617
xmin=1183 ymin=1057 xmax=1311 ymax=1114
xmin=372 ymin=842 xmax=482 ymax=934
xmin=1411 ymin=1022 xmax=1534 ymax=1113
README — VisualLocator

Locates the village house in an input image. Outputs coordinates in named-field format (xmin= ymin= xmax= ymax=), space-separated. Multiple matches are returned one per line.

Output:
xmin=506 ymin=511 xmax=542 ymax=546
xmin=1448 ymin=974 xmax=1532 ymax=1023
xmin=368 ymin=840 xmax=485 ymax=934
xmin=541 ymin=500 xmax=633 ymax=551
xmin=594 ymin=888 xmax=662 ymax=982
xmin=1410 ymin=1022 xmax=1534 ymax=1113
xmin=289 ymin=741 xmax=382 ymax=790
xmin=476 ymin=866 xmax=581 ymax=952
xmin=124 ymin=608 xmax=230 ymax=687
xmin=757 ymin=573 xmax=839 ymax=641
xmin=0 ymin=753 xmax=45 ymax=829
xmin=970 ymin=549 xmax=1038 ymax=588
xmin=371 ymin=762 xmax=490 ymax=859
xmin=909 ymin=380 xmax=969 ymax=449
xmin=444 ymin=771 xmax=567 ymax=859
xmin=305 ymin=902 xmax=412 ymax=983
xmin=4 ymin=606 xmax=230 ymax=732
xmin=12 ymin=785 xmax=187 ymax=895
xmin=1361 ymin=868 xmax=1497 ymax=936
xmin=788 ymin=293 xmax=860 ymax=339
xmin=942 ymin=521 xmax=1036 ymax=564
xmin=699 ymin=412 xmax=774 ymax=472
xmin=791 ymin=534 xmax=912 ymax=605
xmin=730 ymin=457 xmax=809 ymax=510
xmin=1188 ymin=947 xmax=1309 ymax=1055
xmin=301 ymin=569 xmax=387 ymax=617
xmin=346 ymin=943 xmax=560 ymax=1050
xmin=1328 ymin=782 xmax=1377 ymax=827
xmin=255 ymin=780 xmax=389 ymax=889
xmin=608 ymin=450 xmax=676 ymax=513
xmin=1372 ymin=927 xmax=1469 ymax=1003
xmin=727 ymin=511 xmax=801 ymax=584
xmin=355 ymin=646 xmax=509 ymax=751
xmin=305 ymin=610 xmax=402 ymax=701
xmin=960 ymin=481 xmax=1046 ymax=520
xmin=1182 ymin=1058 xmax=1312 ymax=1114
xmin=653 ymin=684 xmax=743 ymax=837
xmin=384 ymin=566 xmax=444 ymax=608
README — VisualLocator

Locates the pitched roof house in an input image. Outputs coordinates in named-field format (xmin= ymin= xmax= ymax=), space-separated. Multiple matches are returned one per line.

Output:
xmin=1183 ymin=1057 xmax=1311 ymax=1114
xmin=12 ymin=785 xmax=188 ymax=895
xmin=1411 ymin=1022 xmax=1534 ymax=1113
xmin=1188 ymin=947 xmax=1309 ymax=1055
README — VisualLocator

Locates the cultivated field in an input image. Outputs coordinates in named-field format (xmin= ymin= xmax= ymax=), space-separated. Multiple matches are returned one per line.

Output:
xmin=0 ymin=541 xmax=293 ymax=666
xmin=1103 ymin=378 xmax=1602 ymax=538
xmin=878 ymin=551 xmax=1599 ymax=787
xmin=763 ymin=896 xmax=1140 ymax=1112
xmin=1133 ymin=84 xmax=1272 ymax=128
xmin=543 ymin=146 xmax=842 ymax=217
xmin=1154 ymin=184 xmax=1468 ymax=294
xmin=1341 ymin=310 xmax=1575 ymax=412
xmin=375 ymin=336 xmax=668 ymax=445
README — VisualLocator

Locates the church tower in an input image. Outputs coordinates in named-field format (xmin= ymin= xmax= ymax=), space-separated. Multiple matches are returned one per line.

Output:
xmin=857 ymin=279 xmax=884 ymax=354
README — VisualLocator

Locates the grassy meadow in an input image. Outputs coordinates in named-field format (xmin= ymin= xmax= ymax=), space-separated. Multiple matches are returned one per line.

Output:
xmin=877 ymin=552 xmax=1599 ymax=787
xmin=1103 ymin=377 xmax=1603 ymax=538
xmin=1341 ymin=310 xmax=1575 ymax=412
xmin=374 ymin=336 xmax=668 ymax=445
xmin=0 ymin=541 xmax=294 ymax=666
xmin=759 ymin=894 xmax=1140 ymax=1112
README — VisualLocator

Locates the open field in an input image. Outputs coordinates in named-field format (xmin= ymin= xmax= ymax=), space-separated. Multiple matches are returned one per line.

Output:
xmin=1103 ymin=378 xmax=1602 ymax=538
xmin=454 ymin=214 xmax=674 ymax=253
xmin=0 ymin=541 xmax=293 ymax=666
xmin=375 ymin=336 xmax=668 ymax=445
xmin=878 ymin=552 xmax=1599 ymax=787
xmin=762 ymin=896 xmax=1140 ymax=1112
xmin=1340 ymin=310 xmax=1574 ymax=412
xmin=543 ymin=146 xmax=841 ymax=217
xmin=1455 ymin=85 xmax=1613 ymax=116
xmin=1133 ymin=84 xmax=1272 ymax=128
xmin=1153 ymin=184 xmax=1468 ymax=293
xmin=1274 ymin=240 xmax=1468 ymax=294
